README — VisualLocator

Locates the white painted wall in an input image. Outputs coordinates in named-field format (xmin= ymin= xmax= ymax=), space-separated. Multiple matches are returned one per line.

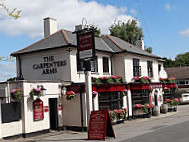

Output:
xmin=1 ymin=121 xmax=22 ymax=138
xmin=62 ymin=93 xmax=82 ymax=127
xmin=112 ymin=54 xmax=126 ymax=79
xmin=70 ymin=49 xmax=112 ymax=83
xmin=113 ymin=53 xmax=160 ymax=83
xmin=22 ymin=82 xmax=61 ymax=134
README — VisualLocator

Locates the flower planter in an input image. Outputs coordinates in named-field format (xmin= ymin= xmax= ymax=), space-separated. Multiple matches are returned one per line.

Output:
xmin=160 ymin=104 xmax=168 ymax=114
xmin=153 ymin=106 xmax=160 ymax=116
xmin=173 ymin=106 xmax=177 ymax=112
xmin=168 ymin=107 xmax=173 ymax=112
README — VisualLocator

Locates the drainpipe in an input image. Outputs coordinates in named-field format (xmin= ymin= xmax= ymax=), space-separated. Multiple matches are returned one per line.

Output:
xmin=18 ymin=55 xmax=24 ymax=79
xmin=80 ymin=84 xmax=84 ymax=132
xmin=110 ymin=54 xmax=115 ymax=75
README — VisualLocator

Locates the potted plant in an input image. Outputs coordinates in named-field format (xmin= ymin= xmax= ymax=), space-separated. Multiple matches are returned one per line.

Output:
xmin=30 ymin=88 xmax=42 ymax=100
xmin=142 ymin=104 xmax=151 ymax=118
xmin=160 ymin=102 xmax=168 ymax=114
xmin=10 ymin=89 xmax=23 ymax=101
xmin=122 ymin=107 xmax=128 ymax=120
xmin=109 ymin=111 xmax=116 ymax=122
xmin=114 ymin=109 xmax=124 ymax=120
xmin=65 ymin=91 xmax=75 ymax=100
xmin=173 ymin=98 xmax=180 ymax=112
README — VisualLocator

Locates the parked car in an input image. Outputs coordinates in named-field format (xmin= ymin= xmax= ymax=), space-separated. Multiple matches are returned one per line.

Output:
xmin=180 ymin=91 xmax=189 ymax=104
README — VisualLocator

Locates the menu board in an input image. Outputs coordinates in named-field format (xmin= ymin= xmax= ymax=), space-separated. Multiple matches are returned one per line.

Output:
xmin=88 ymin=110 xmax=115 ymax=141
xmin=33 ymin=99 xmax=44 ymax=121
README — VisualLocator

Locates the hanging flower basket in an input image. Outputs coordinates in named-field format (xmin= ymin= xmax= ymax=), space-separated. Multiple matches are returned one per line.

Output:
xmin=92 ymin=76 xmax=125 ymax=85
xmin=121 ymin=89 xmax=127 ymax=97
xmin=92 ymin=91 xmax=98 ymax=99
xmin=29 ymin=88 xmax=42 ymax=100
xmin=65 ymin=91 xmax=75 ymax=100
xmin=132 ymin=76 xmax=151 ymax=84
xmin=10 ymin=89 xmax=23 ymax=101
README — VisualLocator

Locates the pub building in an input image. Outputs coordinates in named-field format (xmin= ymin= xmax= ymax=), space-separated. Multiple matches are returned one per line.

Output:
xmin=0 ymin=17 xmax=173 ymax=138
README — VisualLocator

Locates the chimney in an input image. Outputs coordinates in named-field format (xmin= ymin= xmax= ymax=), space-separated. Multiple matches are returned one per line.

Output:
xmin=136 ymin=38 xmax=144 ymax=50
xmin=44 ymin=17 xmax=57 ymax=37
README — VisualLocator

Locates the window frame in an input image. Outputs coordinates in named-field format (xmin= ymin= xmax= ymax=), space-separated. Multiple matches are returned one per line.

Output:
xmin=76 ymin=54 xmax=98 ymax=73
xmin=133 ymin=58 xmax=141 ymax=77
xmin=102 ymin=57 xmax=109 ymax=73
xmin=147 ymin=61 xmax=153 ymax=77
xmin=98 ymin=92 xmax=123 ymax=110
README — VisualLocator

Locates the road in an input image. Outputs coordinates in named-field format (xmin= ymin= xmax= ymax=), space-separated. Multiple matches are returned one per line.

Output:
xmin=2 ymin=105 xmax=189 ymax=142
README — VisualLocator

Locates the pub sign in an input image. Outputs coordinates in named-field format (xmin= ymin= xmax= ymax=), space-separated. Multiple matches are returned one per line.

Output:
xmin=33 ymin=99 xmax=44 ymax=121
xmin=76 ymin=30 xmax=95 ymax=60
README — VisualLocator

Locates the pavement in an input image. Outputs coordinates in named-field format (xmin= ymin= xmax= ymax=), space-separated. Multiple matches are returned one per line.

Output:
xmin=1 ymin=104 xmax=189 ymax=142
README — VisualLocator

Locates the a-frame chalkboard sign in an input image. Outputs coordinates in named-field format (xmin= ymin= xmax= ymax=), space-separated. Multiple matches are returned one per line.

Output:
xmin=88 ymin=110 xmax=115 ymax=141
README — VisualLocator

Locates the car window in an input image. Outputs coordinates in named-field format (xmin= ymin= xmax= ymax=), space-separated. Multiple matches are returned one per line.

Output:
xmin=183 ymin=95 xmax=189 ymax=97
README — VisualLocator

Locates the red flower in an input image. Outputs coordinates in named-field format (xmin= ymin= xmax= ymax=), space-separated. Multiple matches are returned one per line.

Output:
xmin=134 ymin=76 xmax=140 ymax=80
xmin=173 ymin=98 xmax=179 ymax=102
xmin=116 ymin=75 xmax=122 ymax=79
xmin=111 ymin=76 xmax=116 ymax=79
xmin=165 ymin=99 xmax=171 ymax=103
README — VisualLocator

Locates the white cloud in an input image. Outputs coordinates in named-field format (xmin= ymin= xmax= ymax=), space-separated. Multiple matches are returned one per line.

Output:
xmin=179 ymin=29 xmax=189 ymax=37
xmin=130 ymin=9 xmax=137 ymax=16
xmin=165 ymin=3 xmax=171 ymax=10
xmin=0 ymin=63 xmax=16 ymax=82
xmin=0 ymin=0 xmax=136 ymax=38
xmin=164 ymin=3 xmax=174 ymax=11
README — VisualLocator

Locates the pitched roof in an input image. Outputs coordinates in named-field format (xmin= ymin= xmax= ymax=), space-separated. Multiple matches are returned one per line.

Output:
xmin=102 ymin=35 xmax=160 ymax=58
xmin=165 ymin=66 xmax=189 ymax=79
xmin=11 ymin=29 xmax=160 ymax=58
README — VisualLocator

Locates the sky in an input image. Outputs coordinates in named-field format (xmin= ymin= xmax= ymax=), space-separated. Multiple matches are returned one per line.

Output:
xmin=0 ymin=0 xmax=189 ymax=81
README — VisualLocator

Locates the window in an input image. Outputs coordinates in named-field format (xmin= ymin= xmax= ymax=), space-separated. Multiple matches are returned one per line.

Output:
xmin=103 ymin=57 xmax=109 ymax=73
xmin=158 ymin=64 xmax=161 ymax=72
xmin=177 ymin=80 xmax=189 ymax=86
xmin=133 ymin=58 xmax=141 ymax=77
xmin=98 ymin=92 xmax=123 ymax=110
xmin=77 ymin=54 xmax=98 ymax=72
xmin=91 ymin=56 xmax=98 ymax=72
xmin=147 ymin=61 xmax=153 ymax=77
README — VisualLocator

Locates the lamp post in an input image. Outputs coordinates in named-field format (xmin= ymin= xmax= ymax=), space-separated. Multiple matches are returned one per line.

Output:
xmin=61 ymin=86 xmax=67 ymax=95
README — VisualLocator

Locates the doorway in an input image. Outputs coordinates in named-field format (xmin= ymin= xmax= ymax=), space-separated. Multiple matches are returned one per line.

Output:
xmin=49 ymin=98 xmax=58 ymax=130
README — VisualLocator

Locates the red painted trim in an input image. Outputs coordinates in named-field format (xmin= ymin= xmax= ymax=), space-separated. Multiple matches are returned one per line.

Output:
xmin=131 ymin=83 xmax=150 ymax=90
xmin=92 ymin=84 xmax=126 ymax=92
xmin=163 ymin=83 xmax=177 ymax=89
xmin=67 ymin=84 xmax=126 ymax=93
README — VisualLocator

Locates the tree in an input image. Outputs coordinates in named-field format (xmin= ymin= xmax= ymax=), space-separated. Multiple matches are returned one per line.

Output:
xmin=162 ymin=57 xmax=175 ymax=68
xmin=163 ymin=52 xmax=189 ymax=67
xmin=91 ymin=25 xmax=103 ymax=37
xmin=0 ymin=2 xmax=21 ymax=19
xmin=145 ymin=46 xmax=152 ymax=53
xmin=109 ymin=19 xmax=144 ymax=45
xmin=174 ymin=52 xmax=189 ymax=67
xmin=0 ymin=2 xmax=21 ymax=62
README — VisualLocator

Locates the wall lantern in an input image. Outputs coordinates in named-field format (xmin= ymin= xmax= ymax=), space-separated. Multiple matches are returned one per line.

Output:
xmin=154 ymin=90 xmax=158 ymax=95
xmin=37 ymin=85 xmax=47 ymax=96
xmin=61 ymin=86 xmax=67 ymax=95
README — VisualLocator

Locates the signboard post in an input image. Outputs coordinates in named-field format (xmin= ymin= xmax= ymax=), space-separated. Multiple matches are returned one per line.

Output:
xmin=88 ymin=110 xmax=115 ymax=141
xmin=75 ymin=26 xmax=96 ymax=128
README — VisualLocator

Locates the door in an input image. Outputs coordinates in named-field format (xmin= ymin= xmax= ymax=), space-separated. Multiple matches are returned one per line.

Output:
xmin=49 ymin=98 xmax=58 ymax=130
